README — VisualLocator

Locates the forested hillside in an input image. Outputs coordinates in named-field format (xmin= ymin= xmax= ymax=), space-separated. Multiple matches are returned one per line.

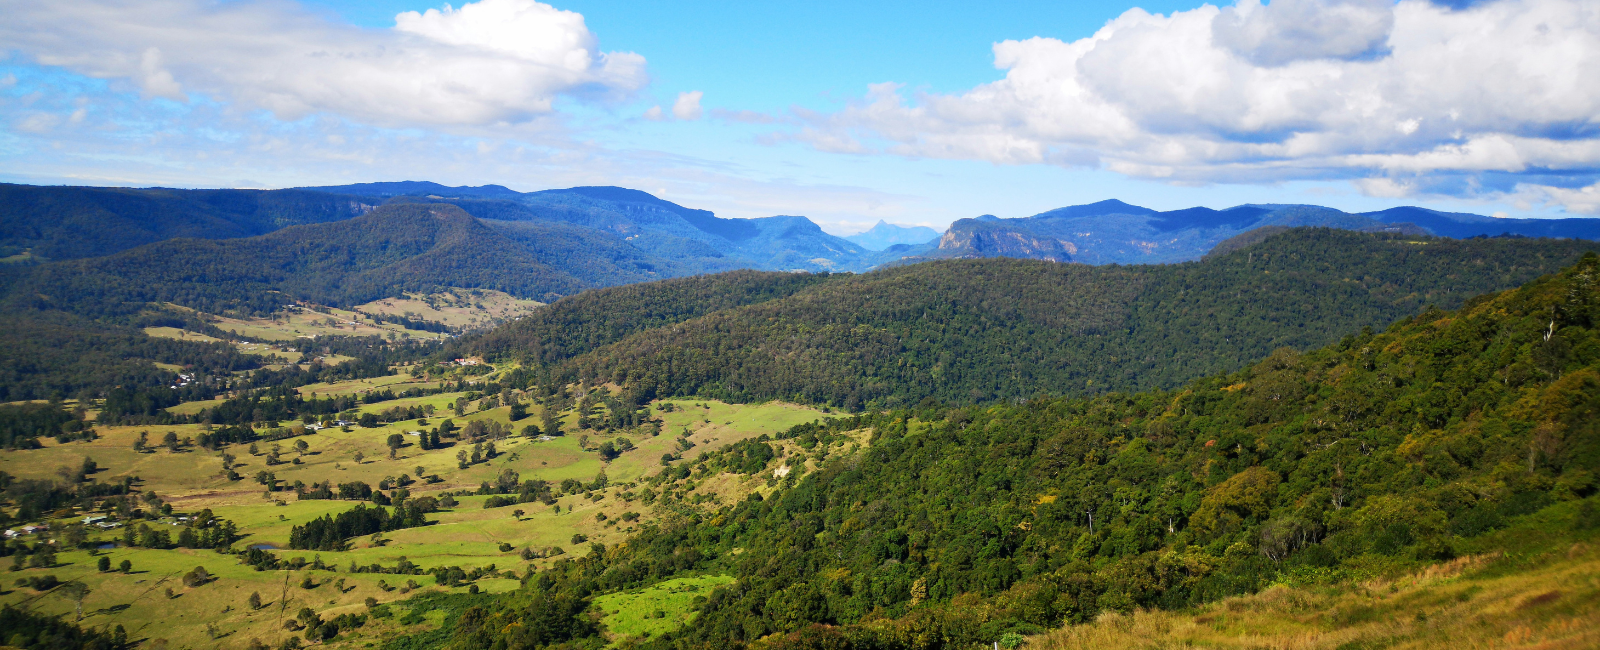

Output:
xmin=0 ymin=309 xmax=256 ymax=402
xmin=0 ymin=183 xmax=375 ymax=261
xmin=4 ymin=203 xmax=596 ymax=318
xmin=465 ymin=229 xmax=1599 ymax=407
xmin=437 ymin=250 xmax=1600 ymax=650
xmin=0 ymin=203 xmax=576 ymax=401
xmin=468 ymin=270 xmax=838 ymax=366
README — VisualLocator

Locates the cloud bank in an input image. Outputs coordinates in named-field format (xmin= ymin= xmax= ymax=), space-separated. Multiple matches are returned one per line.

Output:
xmin=0 ymin=0 xmax=647 ymax=127
xmin=792 ymin=0 xmax=1600 ymax=212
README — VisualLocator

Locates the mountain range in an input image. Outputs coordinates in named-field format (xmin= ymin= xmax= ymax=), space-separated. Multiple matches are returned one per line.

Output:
xmin=844 ymin=220 xmax=941 ymax=251
xmin=7 ymin=180 xmax=1600 ymax=278
xmin=923 ymin=199 xmax=1600 ymax=265
xmin=296 ymin=182 xmax=1600 ymax=268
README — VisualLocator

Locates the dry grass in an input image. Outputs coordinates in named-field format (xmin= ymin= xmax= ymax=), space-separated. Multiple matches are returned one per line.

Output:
xmin=1031 ymin=547 xmax=1600 ymax=650
xmin=356 ymin=289 xmax=544 ymax=330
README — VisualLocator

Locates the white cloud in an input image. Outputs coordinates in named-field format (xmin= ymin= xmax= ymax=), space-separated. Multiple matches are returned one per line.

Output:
xmin=1520 ymin=182 xmax=1600 ymax=216
xmin=15 ymin=113 xmax=61 ymax=134
xmin=1212 ymin=0 xmax=1394 ymax=66
xmin=643 ymin=105 xmax=664 ymax=120
xmin=0 ymin=0 xmax=647 ymax=127
xmin=673 ymin=91 xmax=703 ymax=120
xmin=790 ymin=0 xmax=1600 ymax=213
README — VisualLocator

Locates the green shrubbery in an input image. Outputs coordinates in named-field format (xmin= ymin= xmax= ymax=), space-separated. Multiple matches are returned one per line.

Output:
xmin=427 ymin=253 xmax=1600 ymax=650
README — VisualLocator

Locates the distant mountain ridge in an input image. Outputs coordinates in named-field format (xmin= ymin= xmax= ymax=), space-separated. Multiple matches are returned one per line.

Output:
xmin=300 ymin=182 xmax=891 ymax=273
xmin=844 ymin=221 xmax=940 ymax=251
xmin=7 ymin=180 xmax=1598 ymax=278
xmin=299 ymin=181 xmax=1600 ymax=268
xmin=925 ymin=200 xmax=1600 ymax=265
xmin=0 ymin=183 xmax=376 ymax=261
xmin=1 ymin=203 xmax=708 ymax=318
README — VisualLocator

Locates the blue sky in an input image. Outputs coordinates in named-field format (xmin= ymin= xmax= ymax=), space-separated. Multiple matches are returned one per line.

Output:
xmin=2 ymin=0 xmax=1598 ymax=234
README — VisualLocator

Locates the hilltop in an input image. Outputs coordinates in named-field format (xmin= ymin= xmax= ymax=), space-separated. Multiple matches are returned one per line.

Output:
xmin=461 ymin=228 xmax=1600 ymax=406
xmin=0 ymin=183 xmax=375 ymax=262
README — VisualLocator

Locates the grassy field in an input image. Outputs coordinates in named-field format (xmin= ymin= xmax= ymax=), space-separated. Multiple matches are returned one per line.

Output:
xmin=357 ymin=289 xmax=544 ymax=330
xmin=593 ymin=574 xmax=737 ymax=644
xmin=1030 ymin=547 xmax=1600 ymax=650
xmin=142 ymin=327 xmax=225 ymax=345
xmin=211 ymin=307 xmax=446 ymax=342
xmin=0 ymin=388 xmax=832 ymax=648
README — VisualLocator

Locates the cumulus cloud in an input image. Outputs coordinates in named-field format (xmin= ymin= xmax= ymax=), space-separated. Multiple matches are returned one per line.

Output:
xmin=673 ymin=91 xmax=703 ymax=120
xmin=0 ymin=0 xmax=647 ymax=127
xmin=791 ymin=0 xmax=1600 ymax=212
xmin=1522 ymin=182 xmax=1600 ymax=216
xmin=1212 ymin=0 xmax=1393 ymax=66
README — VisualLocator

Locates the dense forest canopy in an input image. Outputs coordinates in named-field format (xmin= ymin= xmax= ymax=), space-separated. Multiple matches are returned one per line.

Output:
xmin=0 ymin=183 xmax=374 ymax=261
xmin=2 ymin=203 xmax=586 ymax=317
xmin=437 ymin=252 xmax=1600 ymax=650
xmin=462 ymin=229 xmax=1599 ymax=407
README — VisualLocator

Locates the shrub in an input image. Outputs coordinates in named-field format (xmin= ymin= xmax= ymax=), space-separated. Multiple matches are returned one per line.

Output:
xmin=182 ymin=566 xmax=211 ymax=587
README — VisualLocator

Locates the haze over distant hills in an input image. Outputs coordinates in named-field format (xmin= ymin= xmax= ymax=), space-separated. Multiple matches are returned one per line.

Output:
xmin=844 ymin=220 xmax=941 ymax=251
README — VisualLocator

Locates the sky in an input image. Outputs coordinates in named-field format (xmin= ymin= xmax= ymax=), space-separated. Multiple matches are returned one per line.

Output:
xmin=0 ymin=0 xmax=1597 ymax=235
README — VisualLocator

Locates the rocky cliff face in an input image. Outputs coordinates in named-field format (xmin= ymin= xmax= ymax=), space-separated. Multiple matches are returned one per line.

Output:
xmin=937 ymin=220 xmax=1073 ymax=262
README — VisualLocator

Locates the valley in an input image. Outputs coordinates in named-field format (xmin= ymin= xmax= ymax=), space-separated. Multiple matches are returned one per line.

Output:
xmin=1 ymin=358 xmax=835 ymax=648
xmin=4 ymin=180 xmax=1600 ymax=650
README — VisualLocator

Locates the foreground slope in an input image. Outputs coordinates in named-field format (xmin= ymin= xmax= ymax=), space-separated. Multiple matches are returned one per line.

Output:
xmin=466 ymin=229 xmax=1599 ymax=406
xmin=436 ymin=250 xmax=1600 ymax=650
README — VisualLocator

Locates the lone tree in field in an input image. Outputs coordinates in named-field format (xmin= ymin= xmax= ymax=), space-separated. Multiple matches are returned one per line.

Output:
xmin=60 ymin=581 xmax=90 ymax=621
xmin=541 ymin=407 xmax=561 ymax=437
xmin=511 ymin=509 xmax=524 ymax=521
xmin=248 ymin=591 xmax=262 ymax=609
xmin=353 ymin=451 xmax=364 ymax=464
xmin=163 ymin=431 xmax=180 ymax=452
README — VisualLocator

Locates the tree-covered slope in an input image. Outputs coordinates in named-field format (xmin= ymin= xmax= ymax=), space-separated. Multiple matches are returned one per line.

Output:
xmin=471 ymin=229 xmax=1597 ymax=407
xmin=3 ymin=203 xmax=595 ymax=317
xmin=0 ymin=183 xmax=376 ymax=261
xmin=438 ymin=251 xmax=1600 ymax=650
xmin=466 ymin=270 xmax=839 ymax=367
xmin=483 ymin=219 xmax=743 ymax=286
xmin=0 ymin=309 xmax=256 ymax=402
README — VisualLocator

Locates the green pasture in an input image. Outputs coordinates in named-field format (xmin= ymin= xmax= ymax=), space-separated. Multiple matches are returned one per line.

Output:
xmin=0 ymin=538 xmax=458 ymax=649
xmin=0 ymin=394 xmax=830 ymax=647
xmin=592 ymin=574 xmax=736 ymax=644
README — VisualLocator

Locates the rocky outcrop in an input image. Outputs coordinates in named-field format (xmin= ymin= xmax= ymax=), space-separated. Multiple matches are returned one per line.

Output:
xmin=937 ymin=219 xmax=1073 ymax=262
